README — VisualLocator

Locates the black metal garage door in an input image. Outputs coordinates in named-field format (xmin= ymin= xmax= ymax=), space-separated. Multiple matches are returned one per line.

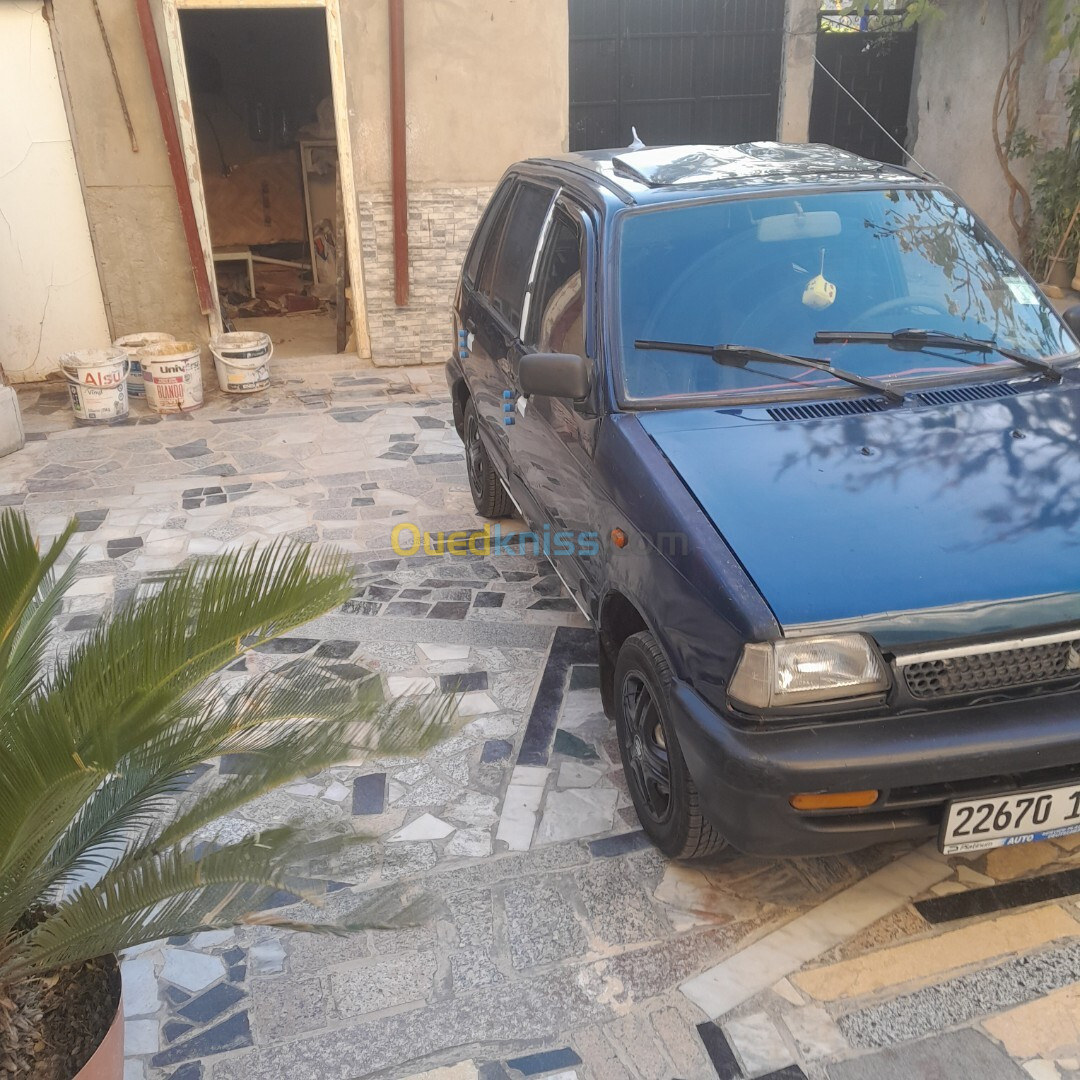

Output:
xmin=569 ymin=0 xmax=786 ymax=152
xmin=809 ymin=24 xmax=918 ymax=165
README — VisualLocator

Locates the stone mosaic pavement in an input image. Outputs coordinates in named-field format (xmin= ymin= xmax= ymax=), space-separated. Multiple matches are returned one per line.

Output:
xmin=8 ymin=360 xmax=1080 ymax=1080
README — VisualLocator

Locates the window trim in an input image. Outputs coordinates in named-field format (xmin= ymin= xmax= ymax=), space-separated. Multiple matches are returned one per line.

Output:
xmin=483 ymin=178 xmax=558 ymax=338
xmin=519 ymin=188 xmax=562 ymax=339
xmin=464 ymin=178 xmax=513 ymax=292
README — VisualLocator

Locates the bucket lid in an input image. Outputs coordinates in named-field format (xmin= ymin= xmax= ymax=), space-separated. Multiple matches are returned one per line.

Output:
xmin=59 ymin=347 xmax=128 ymax=369
xmin=210 ymin=331 xmax=272 ymax=359
xmin=138 ymin=341 xmax=201 ymax=359
xmin=114 ymin=332 xmax=176 ymax=349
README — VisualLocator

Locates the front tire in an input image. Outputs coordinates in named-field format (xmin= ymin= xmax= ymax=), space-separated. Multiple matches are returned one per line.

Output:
xmin=614 ymin=631 xmax=726 ymax=860
xmin=463 ymin=397 xmax=512 ymax=519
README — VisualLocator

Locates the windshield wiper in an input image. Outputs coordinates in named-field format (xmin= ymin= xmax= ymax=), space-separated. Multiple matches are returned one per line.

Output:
xmin=634 ymin=339 xmax=906 ymax=404
xmin=813 ymin=328 xmax=1063 ymax=383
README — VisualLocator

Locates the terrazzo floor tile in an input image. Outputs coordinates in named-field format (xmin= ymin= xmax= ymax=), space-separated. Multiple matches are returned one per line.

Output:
xmin=837 ymin=941 xmax=1080 ymax=1049
xmin=160 ymin=951 xmax=226 ymax=993
xmin=535 ymin=787 xmax=618 ymax=845
xmin=15 ymin=373 xmax=1080 ymax=1080
xmin=793 ymin=905 xmax=1080 ymax=1002
xmin=982 ymin=982 xmax=1080 ymax=1060
xmin=725 ymin=1012 xmax=797 ymax=1077
xmin=681 ymin=846 xmax=952 ymax=1018
xmin=826 ymin=1029 xmax=1029 ymax=1080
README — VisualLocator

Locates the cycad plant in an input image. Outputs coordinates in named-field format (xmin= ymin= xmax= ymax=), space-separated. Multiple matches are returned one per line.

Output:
xmin=0 ymin=509 xmax=447 ymax=1075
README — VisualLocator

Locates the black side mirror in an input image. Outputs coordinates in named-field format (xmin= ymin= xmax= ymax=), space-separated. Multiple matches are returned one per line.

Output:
xmin=519 ymin=352 xmax=592 ymax=401
xmin=1063 ymin=304 xmax=1080 ymax=341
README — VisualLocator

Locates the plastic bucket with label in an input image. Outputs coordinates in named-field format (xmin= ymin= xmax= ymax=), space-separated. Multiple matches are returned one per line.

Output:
xmin=210 ymin=331 xmax=272 ymax=394
xmin=113 ymin=332 xmax=175 ymax=397
xmin=140 ymin=341 xmax=204 ymax=413
xmin=60 ymin=348 xmax=130 ymax=425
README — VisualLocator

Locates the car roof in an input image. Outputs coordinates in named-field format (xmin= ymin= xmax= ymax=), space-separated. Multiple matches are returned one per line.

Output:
xmin=521 ymin=142 xmax=926 ymax=206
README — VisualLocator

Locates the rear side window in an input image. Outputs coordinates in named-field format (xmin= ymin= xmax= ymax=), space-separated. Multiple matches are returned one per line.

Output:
xmin=464 ymin=181 xmax=512 ymax=289
xmin=488 ymin=181 xmax=554 ymax=331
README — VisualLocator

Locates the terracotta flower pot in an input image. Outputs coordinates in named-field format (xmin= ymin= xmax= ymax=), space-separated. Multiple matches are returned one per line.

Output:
xmin=73 ymin=975 xmax=124 ymax=1080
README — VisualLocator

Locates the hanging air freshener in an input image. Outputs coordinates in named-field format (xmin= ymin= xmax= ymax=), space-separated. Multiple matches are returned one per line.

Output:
xmin=802 ymin=248 xmax=837 ymax=310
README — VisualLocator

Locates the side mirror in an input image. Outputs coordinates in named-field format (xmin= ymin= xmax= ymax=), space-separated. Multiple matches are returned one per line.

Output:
xmin=1063 ymin=304 xmax=1080 ymax=341
xmin=519 ymin=352 xmax=592 ymax=401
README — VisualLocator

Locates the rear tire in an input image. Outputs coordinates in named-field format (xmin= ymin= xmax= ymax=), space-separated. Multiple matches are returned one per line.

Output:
xmin=614 ymin=631 xmax=726 ymax=860
xmin=463 ymin=397 xmax=512 ymax=519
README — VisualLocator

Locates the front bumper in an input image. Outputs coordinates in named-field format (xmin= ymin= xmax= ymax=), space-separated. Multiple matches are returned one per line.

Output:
xmin=671 ymin=678 xmax=1080 ymax=856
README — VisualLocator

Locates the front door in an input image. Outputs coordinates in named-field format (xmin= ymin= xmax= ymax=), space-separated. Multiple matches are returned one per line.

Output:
xmin=511 ymin=198 xmax=602 ymax=612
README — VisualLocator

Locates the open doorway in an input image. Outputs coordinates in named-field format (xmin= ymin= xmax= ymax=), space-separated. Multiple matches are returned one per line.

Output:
xmin=178 ymin=8 xmax=344 ymax=357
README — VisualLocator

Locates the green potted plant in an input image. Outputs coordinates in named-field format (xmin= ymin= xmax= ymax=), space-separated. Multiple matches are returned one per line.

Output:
xmin=0 ymin=510 xmax=446 ymax=1078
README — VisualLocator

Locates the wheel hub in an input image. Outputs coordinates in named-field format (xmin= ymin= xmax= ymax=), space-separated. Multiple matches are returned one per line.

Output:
xmin=620 ymin=673 xmax=673 ymax=825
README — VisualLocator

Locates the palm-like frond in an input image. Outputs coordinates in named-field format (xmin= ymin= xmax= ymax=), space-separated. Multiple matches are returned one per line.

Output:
xmin=0 ymin=512 xmax=452 ymax=986
xmin=0 ymin=511 xmax=81 ymax=715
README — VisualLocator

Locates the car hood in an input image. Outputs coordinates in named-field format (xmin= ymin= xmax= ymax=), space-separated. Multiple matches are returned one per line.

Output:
xmin=637 ymin=381 xmax=1080 ymax=643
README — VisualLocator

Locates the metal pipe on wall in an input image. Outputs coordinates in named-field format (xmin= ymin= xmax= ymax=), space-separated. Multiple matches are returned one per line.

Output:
xmin=132 ymin=0 xmax=214 ymax=315
xmin=389 ymin=0 xmax=409 ymax=307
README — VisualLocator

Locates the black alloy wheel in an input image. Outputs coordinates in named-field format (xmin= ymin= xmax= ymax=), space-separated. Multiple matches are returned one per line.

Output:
xmin=614 ymin=631 xmax=726 ymax=860
xmin=463 ymin=397 xmax=512 ymax=519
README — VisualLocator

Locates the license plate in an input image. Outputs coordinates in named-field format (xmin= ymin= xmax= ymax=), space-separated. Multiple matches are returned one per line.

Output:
xmin=941 ymin=782 xmax=1080 ymax=854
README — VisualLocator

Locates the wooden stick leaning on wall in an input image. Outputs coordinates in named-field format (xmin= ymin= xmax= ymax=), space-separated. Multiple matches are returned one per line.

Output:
xmin=335 ymin=164 xmax=348 ymax=354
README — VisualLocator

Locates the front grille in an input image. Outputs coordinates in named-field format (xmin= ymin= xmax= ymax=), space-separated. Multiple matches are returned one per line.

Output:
xmin=902 ymin=636 xmax=1080 ymax=700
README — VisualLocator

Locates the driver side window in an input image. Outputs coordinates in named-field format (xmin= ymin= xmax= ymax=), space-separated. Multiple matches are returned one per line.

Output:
xmin=529 ymin=207 xmax=586 ymax=359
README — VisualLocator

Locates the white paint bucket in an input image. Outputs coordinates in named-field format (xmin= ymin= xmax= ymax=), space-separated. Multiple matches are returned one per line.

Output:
xmin=60 ymin=348 xmax=130 ymax=425
xmin=210 ymin=331 xmax=273 ymax=394
xmin=113 ymin=332 xmax=175 ymax=397
xmin=140 ymin=341 xmax=204 ymax=413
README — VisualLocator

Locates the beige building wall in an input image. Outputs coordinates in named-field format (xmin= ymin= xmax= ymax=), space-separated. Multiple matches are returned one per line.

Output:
xmin=48 ymin=0 xmax=568 ymax=366
xmin=339 ymin=0 xmax=570 ymax=364
xmin=908 ymin=3 xmax=1075 ymax=258
xmin=0 ymin=0 xmax=111 ymax=383
xmin=48 ymin=0 xmax=208 ymax=344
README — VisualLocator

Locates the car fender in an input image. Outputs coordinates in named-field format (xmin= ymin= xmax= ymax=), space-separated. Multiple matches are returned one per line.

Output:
xmin=592 ymin=414 xmax=779 ymax=713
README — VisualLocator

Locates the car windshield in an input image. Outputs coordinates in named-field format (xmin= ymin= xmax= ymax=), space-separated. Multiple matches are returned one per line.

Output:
xmin=616 ymin=187 xmax=1076 ymax=403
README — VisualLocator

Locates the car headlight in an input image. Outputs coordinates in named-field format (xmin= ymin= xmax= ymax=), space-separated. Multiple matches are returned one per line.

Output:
xmin=728 ymin=633 xmax=889 ymax=711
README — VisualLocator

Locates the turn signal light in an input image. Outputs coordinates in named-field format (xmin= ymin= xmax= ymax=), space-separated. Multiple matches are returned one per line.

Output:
xmin=790 ymin=790 xmax=879 ymax=811
xmin=611 ymin=528 xmax=628 ymax=549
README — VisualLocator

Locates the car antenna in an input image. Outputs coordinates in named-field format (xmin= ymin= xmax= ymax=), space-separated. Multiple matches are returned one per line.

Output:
xmin=628 ymin=127 xmax=646 ymax=151
xmin=812 ymin=56 xmax=937 ymax=181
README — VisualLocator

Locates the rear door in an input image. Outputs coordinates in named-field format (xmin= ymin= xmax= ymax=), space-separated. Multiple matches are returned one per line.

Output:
xmin=457 ymin=179 xmax=511 ymax=462
xmin=511 ymin=196 xmax=603 ymax=608
xmin=464 ymin=178 xmax=555 ymax=488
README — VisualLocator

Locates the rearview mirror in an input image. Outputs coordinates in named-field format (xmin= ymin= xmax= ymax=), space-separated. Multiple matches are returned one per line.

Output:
xmin=757 ymin=210 xmax=841 ymax=243
xmin=1063 ymin=304 xmax=1080 ymax=341
xmin=519 ymin=352 xmax=592 ymax=401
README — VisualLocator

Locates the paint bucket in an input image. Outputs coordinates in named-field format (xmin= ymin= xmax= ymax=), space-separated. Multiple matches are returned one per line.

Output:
xmin=113 ymin=332 xmax=175 ymax=398
xmin=140 ymin=341 xmax=204 ymax=413
xmin=210 ymin=331 xmax=273 ymax=394
xmin=60 ymin=348 xmax=130 ymax=425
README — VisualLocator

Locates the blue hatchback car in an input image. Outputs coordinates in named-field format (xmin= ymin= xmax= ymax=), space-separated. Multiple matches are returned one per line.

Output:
xmin=446 ymin=142 xmax=1080 ymax=861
